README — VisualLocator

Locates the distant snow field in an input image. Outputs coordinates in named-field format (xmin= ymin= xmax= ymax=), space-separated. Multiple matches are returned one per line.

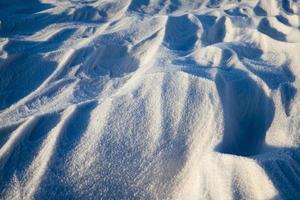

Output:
xmin=0 ymin=0 xmax=300 ymax=199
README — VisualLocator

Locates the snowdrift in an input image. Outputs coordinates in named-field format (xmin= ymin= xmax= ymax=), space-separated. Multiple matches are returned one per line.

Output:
xmin=0 ymin=0 xmax=300 ymax=199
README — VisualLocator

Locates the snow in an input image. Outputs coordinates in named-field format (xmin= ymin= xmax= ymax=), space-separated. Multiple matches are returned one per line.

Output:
xmin=0 ymin=0 xmax=300 ymax=199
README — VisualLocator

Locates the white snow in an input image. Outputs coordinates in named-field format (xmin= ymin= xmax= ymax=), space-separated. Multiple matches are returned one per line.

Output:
xmin=0 ymin=0 xmax=300 ymax=199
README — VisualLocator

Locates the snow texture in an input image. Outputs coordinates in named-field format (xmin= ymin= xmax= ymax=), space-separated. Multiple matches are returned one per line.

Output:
xmin=0 ymin=0 xmax=300 ymax=199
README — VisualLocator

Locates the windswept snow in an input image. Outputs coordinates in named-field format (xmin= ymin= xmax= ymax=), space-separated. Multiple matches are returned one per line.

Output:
xmin=0 ymin=0 xmax=300 ymax=199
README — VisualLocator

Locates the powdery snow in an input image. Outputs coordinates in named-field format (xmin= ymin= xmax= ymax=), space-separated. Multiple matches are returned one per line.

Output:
xmin=0 ymin=0 xmax=300 ymax=199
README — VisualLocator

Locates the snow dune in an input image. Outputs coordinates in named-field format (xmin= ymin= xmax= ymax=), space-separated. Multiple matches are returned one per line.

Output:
xmin=0 ymin=0 xmax=300 ymax=199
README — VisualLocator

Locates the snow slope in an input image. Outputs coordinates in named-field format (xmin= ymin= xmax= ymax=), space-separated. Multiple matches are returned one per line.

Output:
xmin=0 ymin=0 xmax=300 ymax=199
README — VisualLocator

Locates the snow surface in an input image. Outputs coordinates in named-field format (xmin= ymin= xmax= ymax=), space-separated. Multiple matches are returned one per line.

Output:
xmin=0 ymin=0 xmax=300 ymax=199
